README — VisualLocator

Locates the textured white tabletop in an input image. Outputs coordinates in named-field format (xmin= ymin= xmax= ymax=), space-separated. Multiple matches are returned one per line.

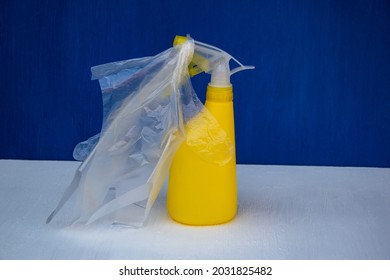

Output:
xmin=0 ymin=160 xmax=389 ymax=260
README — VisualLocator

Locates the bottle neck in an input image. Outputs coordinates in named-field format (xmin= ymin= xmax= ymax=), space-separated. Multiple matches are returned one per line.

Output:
xmin=206 ymin=84 xmax=233 ymax=102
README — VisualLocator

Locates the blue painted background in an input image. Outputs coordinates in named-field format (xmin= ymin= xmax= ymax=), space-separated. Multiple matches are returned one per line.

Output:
xmin=1 ymin=0 xmax=389 ymax=167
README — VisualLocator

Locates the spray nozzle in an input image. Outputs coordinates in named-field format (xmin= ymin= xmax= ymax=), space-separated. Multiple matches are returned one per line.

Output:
xmin=174 ymin=35 xmax=254 ymax=87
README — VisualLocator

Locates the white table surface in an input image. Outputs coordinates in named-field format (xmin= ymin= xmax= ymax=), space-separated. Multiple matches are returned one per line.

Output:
xmin=0 ymin=159 xmax=389 ymax=260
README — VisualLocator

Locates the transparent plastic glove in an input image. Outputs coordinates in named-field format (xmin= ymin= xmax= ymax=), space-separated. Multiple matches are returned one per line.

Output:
xmin=47 ymin=38 xmax=233 ymax=227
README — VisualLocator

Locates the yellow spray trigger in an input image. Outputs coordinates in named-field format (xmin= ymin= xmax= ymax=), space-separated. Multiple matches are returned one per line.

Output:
xmin=173 ymin=35 xmax=254 ymax=86
xmin=173 ymin=35 xmax=187 ymax=46
xmin=174 ymin=35 xmax=209 ymax=77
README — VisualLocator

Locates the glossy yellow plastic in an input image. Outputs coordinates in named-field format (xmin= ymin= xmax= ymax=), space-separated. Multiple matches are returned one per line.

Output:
xmin=167 ymin=85 xmax=237 ymax=225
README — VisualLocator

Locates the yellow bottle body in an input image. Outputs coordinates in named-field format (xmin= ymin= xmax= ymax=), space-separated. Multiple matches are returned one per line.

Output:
xmin=167 ymin=85 xmax=237 ymax=225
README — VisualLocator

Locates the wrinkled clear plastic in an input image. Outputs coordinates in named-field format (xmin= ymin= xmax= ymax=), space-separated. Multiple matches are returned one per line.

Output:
xmin=47 ymin=38 xmax=233 ymax=227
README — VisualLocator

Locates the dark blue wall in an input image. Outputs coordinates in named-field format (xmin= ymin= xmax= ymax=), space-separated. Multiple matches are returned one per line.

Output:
xmin=1 ymin=0 xmax=389 ymax=167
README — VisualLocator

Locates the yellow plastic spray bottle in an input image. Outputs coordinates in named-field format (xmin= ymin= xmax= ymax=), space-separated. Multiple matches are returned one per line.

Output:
xmin=167 ymin=36 xmax=254 ymax=225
